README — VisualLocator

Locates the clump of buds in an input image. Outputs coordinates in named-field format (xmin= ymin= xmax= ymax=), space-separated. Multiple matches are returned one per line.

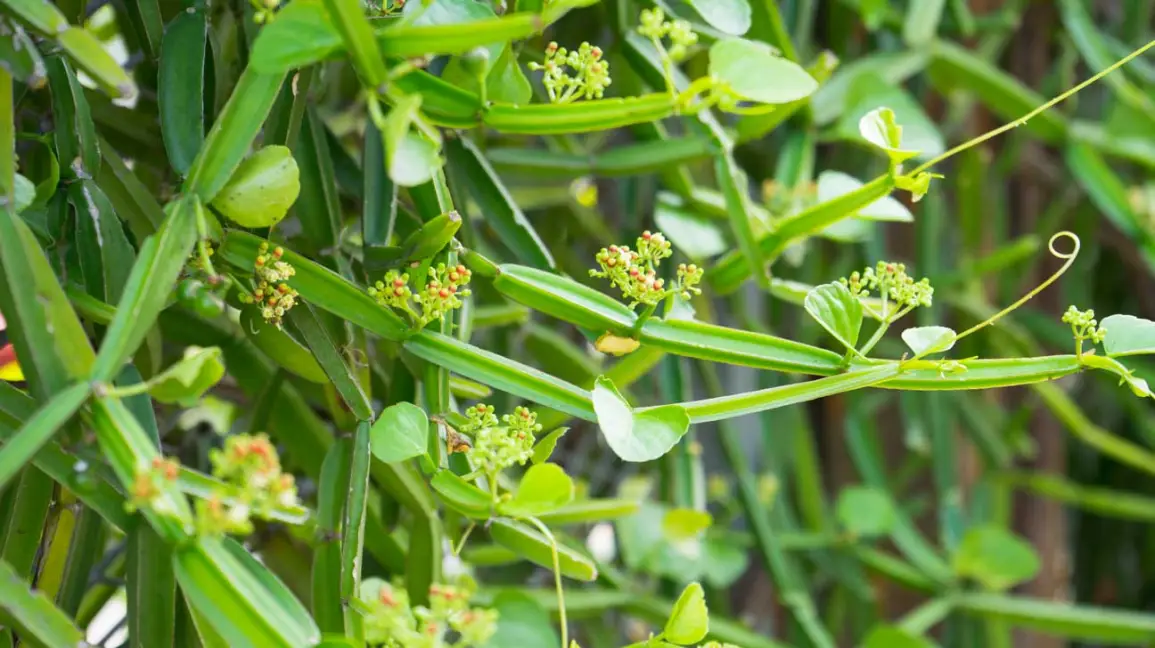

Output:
xmin=458 ymin=404 xmax=541 ymax=474
xmin=1063 ymin=306 xmax=1107 ymax=355
xmin=127 ymin=457 xmax=181 ymax=513
xmin=368 ymin=263 xmax=473 ymax=329
xmin=842 ymin=261 xmax=933 ymax=319
xmin=591 ymin=231 xmax=703 ymax=308
xmin=528 ymin=41 xmax=612 ymax=103
xmin=250 ymin=0 xmax=280 ymax=24
xmin=360 ymin=576 xmax=498 ymax=647
xmin=238 ymin=242 xmax=299 ymax=328
xmin=196 ymin=433 xmax=300 ymax=536
xmin=637 ymin=7 xmax=699 ymax=61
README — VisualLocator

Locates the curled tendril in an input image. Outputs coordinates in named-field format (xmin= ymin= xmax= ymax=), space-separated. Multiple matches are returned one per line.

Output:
xmin=907 ymin=231 xmax=1081 ymax=363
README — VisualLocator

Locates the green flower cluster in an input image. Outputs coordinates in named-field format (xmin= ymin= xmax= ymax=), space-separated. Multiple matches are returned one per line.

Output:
xmin=369 ymin=263 xmax=472 ymax=329
xmin=238 ymin=242 xmax=299 ymax=328
xmin=527 ymin=41 xmax=612 ymax=104
xmin=637 ymin=7 xmax=699 ymax=61
xmin=590 ymin=231 xmax=703 ymax=308
xmin=842 ymin=261 xmax=933 ymax=319
xmin=196 ymin=433 xmax=300 ymax=536
xmin=1063 ymin=305 xmax=1107 ymax=353
xmin=459 ymin=404 xmax=541 ymax=475
xmin=360 ymin=576 xmax=497 ymax=648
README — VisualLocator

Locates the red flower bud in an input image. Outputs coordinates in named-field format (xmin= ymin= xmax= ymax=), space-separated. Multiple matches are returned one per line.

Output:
xmin=439 ymin=288 xmax=450 ymax=298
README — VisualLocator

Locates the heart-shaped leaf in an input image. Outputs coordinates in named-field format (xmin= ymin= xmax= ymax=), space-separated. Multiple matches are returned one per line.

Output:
xmin=389 ymin=132 xmax=441 ymax=188
xmin=953 ymin=525 xmax=1040 ymax=591
xmin=592 ymin=376 xmax=690 ymax=462
xmin=1101 ymin=314 xmax=1155 ymax=356
xmin=804 ymin=282 xmax=864 ymax=351
xmin=859 ymin=107 xmax=920 ymax=165
xmin=210 ymin=146 xmax=300 ymax=228
xmin=901 ymin=326 xmax=956 ymax=356
xmin=500 ymin=463 xmax=575 ymax=517
xmin=709 ymin=38 xmax=817 ymax=104
xmin=663 ymin=582 xmax=708 ymax=645
xmin=531 ymin=427 xmax=568 ymax=465
xmin=369 ymin=402 xmax=429 ymax=463
xmin=836 ymin=486 xmax=896 ymax=538
xmin=148 ymin=346 xmax=225 ymax=406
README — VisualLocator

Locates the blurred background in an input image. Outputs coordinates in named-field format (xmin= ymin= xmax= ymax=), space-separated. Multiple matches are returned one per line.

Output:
xmin=463 ymin=1 xmax=1155 ymax=646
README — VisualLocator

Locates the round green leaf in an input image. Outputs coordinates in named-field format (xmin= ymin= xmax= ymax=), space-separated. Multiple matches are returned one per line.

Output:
xmin=500 ymin=463 xmax=575 ymax=517
xmin=369 ymin=402 xmax=429 ymax=463
xmin=687 ymin=0 xmax=751 ymax=36
xmin=901 ymin=326 xmax=956 ymax=356
xmin=148 ymin=346 xmax=226 ymax=406
xmin=663 ymin=582 xmax=708 ymax=645
xmin=210 ymin=145 xmax=301 ymax=228
xmin=804 ymin=282 xmax=864 ymax=351
xmin=1101 ymin=314 xmax=1155 ymax=356
xmin=592 ymin=376 xmax=690 ymax=462
xmin=662 ymin=508 xmax=712 ymax=542
xmin=835 ymin=486 xmax=896 ymax=538
xmin=709 ymin=38 xmax=817 ymax=104
xmin=389 ymin=132 xmax=441 ymax=188
xmin=953 ymin=525 xmax=1040 ymax=591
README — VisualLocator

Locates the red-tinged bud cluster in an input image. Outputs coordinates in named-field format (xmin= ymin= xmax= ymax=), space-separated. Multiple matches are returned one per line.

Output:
xmin=370 ymin=264 xmax=472 ymax=329
xmin=592 ymin=230 xmax=701 ymax=308
xmin=528 ymin=40 xmax=612 ymax=103
xmin=239 ymin=242 xmax=298 ymax=328
xmin=127 ymin=456 xmax=181 ymax=513
xmin=360 ymin=576 xmax=497 ymax=647
xmin=195 ymin=433 xmax=300 ymax=537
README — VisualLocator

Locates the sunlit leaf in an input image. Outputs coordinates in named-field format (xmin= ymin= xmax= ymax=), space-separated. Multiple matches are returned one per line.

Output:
xmin=664 ymin=582 xmax=708 ymax=645
xmin=859 ymin=107 xmax=920 ymax=165
xmin=592 ymin=376 xmax=690 ymax=462
xmin=709 ymin=38 xmax=817 ymax=104
xmin=901 ymin=326 xmax=956 ymax=356
xmin=1101 ymin=314 xmax=1155 ymax=356
xmin=210 ymin=146 xmax=301 ymax=228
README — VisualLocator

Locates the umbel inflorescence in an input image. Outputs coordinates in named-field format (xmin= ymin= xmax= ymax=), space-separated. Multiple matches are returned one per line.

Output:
xmin=455 ymin=404 xmax=542 ymax=475
xmin=842 ymin=261 xmax=934 ymax=320
xmin=359 ymin=576 xmax=497 ymax=647
xmin=590 ymin=231 xmax=704 ymax=308
xmin=528 ymin=41 xmax=612 ymax=104
xmin=369 ymin=262 xmax=473 ymax=329
xmin=239 ymin=242 xmax=299 ymax=328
